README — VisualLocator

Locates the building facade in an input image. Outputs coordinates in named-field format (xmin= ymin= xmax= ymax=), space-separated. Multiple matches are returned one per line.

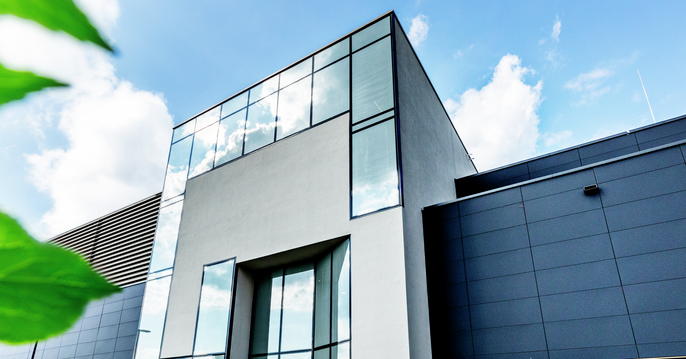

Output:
xmin=2 ymin=11 xmax=685 ymax=359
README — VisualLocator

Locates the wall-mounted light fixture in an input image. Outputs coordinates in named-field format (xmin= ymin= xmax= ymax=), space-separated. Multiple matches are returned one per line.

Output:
xmin=583 ymin=184 xmax=599 ymax=195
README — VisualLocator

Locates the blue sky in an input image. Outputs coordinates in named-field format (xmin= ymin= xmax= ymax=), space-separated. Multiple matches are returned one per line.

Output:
xmin=1 ymin=0 xmax=685 ymax=238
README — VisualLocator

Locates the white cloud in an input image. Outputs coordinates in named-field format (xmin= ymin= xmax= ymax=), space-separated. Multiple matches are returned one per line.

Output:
xmin=408 ymin=14 xmax=429 ymax=47
xmin=540 ymin=130 xmax=573 ymax=147
xmin=551 ymin=16 xmax=561 ymax=42
xmin=565 ymin=68 xmax=614 ymax=106
xmin=446 ymin=54 xmax=543 ymax=171
xmin=0 ymin=0 xmax=173 ymax=238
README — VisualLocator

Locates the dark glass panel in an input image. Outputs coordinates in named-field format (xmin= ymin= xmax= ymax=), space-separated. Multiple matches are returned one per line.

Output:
xmin=351 ymin=37 xmax=393 ymax=123
xmin=331 ymin=342 xmax=349 ymax=359
xmin=312 ymin=58 xmax=349 ymax=125
xmin=276 ymin=76 xmax=311 ymax=140
xmin=314 ymin=253 xmax=331 ymax=347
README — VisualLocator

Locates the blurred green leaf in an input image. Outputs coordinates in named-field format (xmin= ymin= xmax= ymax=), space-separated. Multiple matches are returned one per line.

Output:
xmin=0 ymin=211 xmax=121 ymax=344
xmin=0 ymin=63 xmax=68 ymax=106
xmin=0 ymin=0 xmax=113 ymax=52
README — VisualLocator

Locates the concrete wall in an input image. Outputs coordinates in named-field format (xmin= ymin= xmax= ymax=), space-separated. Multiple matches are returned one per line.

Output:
xmin=424 ymin=142 xmax=686 ymax=358
xmin=161 ymin=113 xmax=412 ymax=359
xmin=393 ymin=18 xmax=477 ymax=359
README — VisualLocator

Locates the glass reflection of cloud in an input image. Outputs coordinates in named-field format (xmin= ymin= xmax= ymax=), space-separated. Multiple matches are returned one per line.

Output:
xmin=195 ymin=107 xmax=221 ymax=131
xmin=352 ymin=177 xmax=399 ymax=216
xmin=281 ymin=58 xmax=312 ymax=89
xmin=312 ymin=58 xmax=349 ymax=125
xmin=215 ymin=109 xmax=247 ymax=166
xmin=189 ymin=123 xmax=219 ymax=178
xmin=135 ymin=276 xmax=172 ymax=359
xmin=161 ymin=136 xmax=192 ymax=201
xmin=277 ymin=76 xmax=311 ymax=140
xmin=280 ymin=270 xmax=314 ymax=352
xmin=149 ymin=201 xmax=183 ymax=273
xmin=221 ymin=92 xmax=249 ymax=119
xmin=172 ymin=119 xmax=195 ymax=143
xmin=244 ymin=94 xmax=277 ymax=154
xmin=314 ymin=39 xmax=348 ymax=71
xmin=194 ymin=260 xmax=235 ymax=356
xmin=250 ymin=76 xmax=279 ymax=104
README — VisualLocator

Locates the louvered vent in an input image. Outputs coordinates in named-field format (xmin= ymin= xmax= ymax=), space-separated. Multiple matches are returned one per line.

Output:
xmin=49 ymin=192 xmax=162 ymax=287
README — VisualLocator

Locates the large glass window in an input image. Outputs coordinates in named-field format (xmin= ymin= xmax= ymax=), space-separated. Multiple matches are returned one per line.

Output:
xmin=162 ymin=136 xmax=193 ymax=201
xmin=244 ymin=93 xmax=278 ymax=154
xmin=351 ymin=36 xmax=393 ymax=124
xmin=196 ymin=107 xmax=221 ymax=131
xmin=351 ymin=16 xmax=390 ymax=51
xmin=172 ymin=118 xmax=195 ymax=143
xmin=214 ymin=109 xmax=247 ymax=166
xmin=134 ymin=275 xmax=172 ymax=359
xmin=148 ymin=200 xmax=184 ymax=274
xmin=277 ymin=76 xmax=312 ymax=140
xmin=221 ymin=91 xmax=249 ymax=119
xmin=314 ymin=40 xmax=349 ymax=71
xmin=351 ymin=119 xmax=399 ymax=216
xmin=193 ymin=259 xmax=237 ymax=356
xmin=312 ymin=58 xmax=349 ymax=125
xmin=281 ymin=58 xmax=312 ymax=88
xmin=189 ymin=122 xmax=219 ymax=178
xmin=250 ymin=241 xmax=351 ymax=359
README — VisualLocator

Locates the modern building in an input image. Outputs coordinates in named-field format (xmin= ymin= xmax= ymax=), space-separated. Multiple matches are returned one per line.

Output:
xmin=2 ymin=11 xmax=686 ymax=359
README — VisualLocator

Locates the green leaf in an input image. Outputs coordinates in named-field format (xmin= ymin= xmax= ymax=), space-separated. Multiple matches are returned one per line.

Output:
xmin=0 ymin=211 xmax=120 ymax=344
xmin=0 ymin=63 xmax=68 ymax=106
xmin=0 ymin=0 xmax=113 ymax=52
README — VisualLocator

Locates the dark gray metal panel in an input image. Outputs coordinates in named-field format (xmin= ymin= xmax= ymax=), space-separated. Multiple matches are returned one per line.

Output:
xmin=604 ymin=191 xmax=686 ymax=232
xmin=528 ymin=149 xmax=580 ymax=173
xmin=437 ymin=260 xmax=466 ymax=284
xmin=616 ymin=248 xmax=686 ymax=284
xmin=521 ymin=169 xmax=595 ymax=201
xmin=631 ymin=309 xmax=686 ymax=344
xmin=634 ymin=117 xmax=686 ymax=143
xmin=529 ymin=160 xmax=582 ymax=180
xmin=443 ymin=306 xmax=471 ymax=331
xmin=460 ymin=204 xmax=526 ymax=236
xmin=524 ymin=189 xmax=601 ymax=223
xmin=434 ymin=238 xmax=463 ymax=262
xmin=549 ymin=345 xmax=638 ymax=359
xmin=531 ymin=233 xmax=614 ymax=270
xmin=598 ymin=165 xmax=686 ymax=207
xmin=467 ymin=272 xmax=538 ymax=305
xmin=527 ymin=209 xmax=607 ymax=246
xmin=544 ymin=315 xmax=635 ymax=350
xmin=580 ymin=145 xmax=640 ymax=166
xmin=464 ymin=248 xmax=533 ymax=281
xmin=578 ymin=133 xmax=638 ymax=159
xmin=472 ymin=324 xmax=548 ymax=355
xmin=594 ymin=146 xmax=683 ymax=183
xmin=539 ymin=286 xmax=627 ymax=322
xmin=535 ymin=260 xmax=620 ymax=296
xmin=637 ymin=342 xmax=686 ymax=358
xmin=459 ymin=187 xmax=522 ymax=216
xmin=462 ymin=225 xmax=529 ymax=258
xmin=475 ymin=351 xmax=549 ymax=359
xmin=610 ymin=218 xmax=686 ymax=257
xmin=469 ymin=297 xmax=542 ymax=329
xmin=624 ymin=278 xmax=686 ymax=314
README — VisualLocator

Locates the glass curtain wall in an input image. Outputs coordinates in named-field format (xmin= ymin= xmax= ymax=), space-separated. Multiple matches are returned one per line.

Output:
xmin=249 ymin=241 xmax=351 ymax=359
xmin=350 ymin=16 xmax=400 ymax=217
xmin=193 ymin=259 xmax=237 ymax=357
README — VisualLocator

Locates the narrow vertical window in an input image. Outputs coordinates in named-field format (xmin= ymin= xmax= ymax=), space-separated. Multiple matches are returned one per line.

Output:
xmin=351 ymin=36 xmax=393 ymax=124
xmin=161 ymin=136 xmax=193 ymax=201
xmin=276 ymin=76 xmax=312 ymax=140
xmin=148 ymin=200 xmax=184 ymax=274
xmin=193 ymin=259 xmax=237 ymax=356
xmin=134 ymin=276 xmax=172 ymax=359
xmin=312 ymin=58 xmax=349 ymax=125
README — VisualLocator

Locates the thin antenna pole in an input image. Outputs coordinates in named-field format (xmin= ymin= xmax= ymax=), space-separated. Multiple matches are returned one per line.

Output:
xmin=637 ymin=70 xmax=656 ymax=123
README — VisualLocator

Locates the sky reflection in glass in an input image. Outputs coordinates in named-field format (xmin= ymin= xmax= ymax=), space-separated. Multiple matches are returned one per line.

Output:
xmin=250 ymin=76 xmax=279 ymax=104
xmin=351 ymin=16 xmax=390 ymax=51
xmin=250 ymin=272 xmax=283 ymax=355
xmin=312 ymin=58 xmax=349 ymax=125
xmin=193 ymin=259 xmax=236 ymax=356
xmin=277 ymin=76 xmax=311 ymax=140
xmin=280 ymin=265 xmax=315 ymax=352
xmin=196 ymin=107 xmax=221 ymax=131
xmin=189 ymin=122 xmax=219 ymax=178
xmin=332 ymin=243 xmax=350 ymax=342
xmin=172 ymin=118 xmax=195 ymax=143
xmin=162 ymin=136 xmax=193 ymax=201
xmin=221 ymin=91 xmax=249 ymax=119
xmin=352 ymin=119 xmax=399 ymax=216
xmin=214 ymin=109 xmax=246 ymax=166
xmin=148 ymin=200 xmax=183 ymax=273
xmin=352 ymin=36 xmax=393 ymax=124
xmin=314 ymin=40 xmax=349 ymax=71
xmin=281 ymin=58 xmax=312 ymax=88
xmin=244 ymin=93 xmax=277 ymax=154
xmin=135 ymin=276 xmax=172 ymax=359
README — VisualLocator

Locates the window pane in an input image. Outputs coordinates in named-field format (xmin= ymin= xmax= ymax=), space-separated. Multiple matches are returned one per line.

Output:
xmin=351 ymin=119 xmax=399 ymax=216
xmin=250 ymin=271 xmax=283 ymax=355
xmin=221 ymin=92 xmax=249 ymax=119
xmin=331 ymin=242 xmax=350 ymax=342
xmin=312 ymin=58 xmax=349 ymax=125
xmin=162 ymin=136 xmax=193 ymax=201
xmin=280 ymin=352 xmax=312 ymax=359
xmin=250 ymin=76 xmax=279 ymax=104
xmin=351 ymin=37 xmax=393 ymax=123
xmin=134 ymin=276 xmax=172 ymax=359
xmin=313 ymin=348 xmax=329 ymax=359
xmin=149 ymin=200 xmax=184 ymax=273
xmin=314 ymin=40 xmax=349 ymax=71
xmin=314 ymin=253 xmax=331 ymax=347
xmin=173 ymin=119 xmax=195 ymax=143
xmin=352 ymin=16 xmax=390 ymax=51
xmin=214 ymin=109 xmax=246 ymax=166
xmin=244 ymin=93 xmax=277 ymax=154
xmin=280 ymin=265 xmax=315 ymax=352
xmin=193 ymin=260 xmax=236 ymax=355
xmin=331 ymin=342 xmax=349 ymax=359
xmin=189 ymin=123 xmax=219 ymax=178
xmin=277 ymin=76 xmax=311 ymax=140
xmin=281 ymin=58 xmax=312 ymax=88
xmin=196 ymin=107 xmax=221 ymax=131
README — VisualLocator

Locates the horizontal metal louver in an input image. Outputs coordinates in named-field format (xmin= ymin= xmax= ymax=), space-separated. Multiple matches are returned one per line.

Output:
xmin=49 ymin=192 xmax=162 ymax=287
